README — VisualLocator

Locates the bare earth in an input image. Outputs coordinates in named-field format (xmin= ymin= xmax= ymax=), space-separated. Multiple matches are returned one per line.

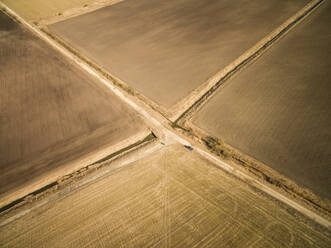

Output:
xmin=0 ymin=144 xmax=329 ymax=247
xmin=0 ymin=12 xmax=147 ymax=206
xmin=48 ymin=0 xmax=309 ymax=109
xmin=193 ymin=1 xmax=331 ymax=199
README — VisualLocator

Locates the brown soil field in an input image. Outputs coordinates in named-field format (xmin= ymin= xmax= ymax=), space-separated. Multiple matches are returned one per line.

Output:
xmin=48 ymin=0 xmax=310 ymax=111
xmin=192 ymin=1 xmax=331 ymax=199
xmin=0 ymin=144 xmax=330 ymax=247
xmin=0 ymin=11 xmax=147 ymax=207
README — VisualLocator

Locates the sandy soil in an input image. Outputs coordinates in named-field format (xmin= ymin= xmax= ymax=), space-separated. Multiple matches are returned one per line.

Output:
xmin=0 ymin=11 xmax=147 ymax=207
xmin=48 ymin=0 xmax=309 ymax=111
xmin=192 ymin=1 xmax=331 ymax=199
xmin=0 ymin=144 xmax=329 ymax=247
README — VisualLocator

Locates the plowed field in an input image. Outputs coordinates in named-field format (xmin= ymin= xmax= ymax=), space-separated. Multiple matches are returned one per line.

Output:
xmin=193 ymin=1 xmax=331 ymax=199
xmin=49 ymin=0 xmax=310 ymax=109
xmin=0 ymin=11 xmax=147 ymax=206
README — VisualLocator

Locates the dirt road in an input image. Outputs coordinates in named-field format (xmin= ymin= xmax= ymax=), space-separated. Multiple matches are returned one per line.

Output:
xmin=0 ymin=145 xmax=330 ymax=247
xmin=48 ymin=0 xmax=310 ymax=112
xmin=192 ymin=0 xmax=331 ymax=199
xmin=0 ymin=0 xmax=329 ymax=235
xmin=0 ymin=10 xmax=148 ymax=207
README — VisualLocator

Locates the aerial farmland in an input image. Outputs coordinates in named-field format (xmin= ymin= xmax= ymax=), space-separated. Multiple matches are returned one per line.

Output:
xmin=48 ymin=0 xmax=310 ymax=116
xmin=192 ymin=0 xmax=331 ymax=199
xmin=0 ymin=0 xmax=330 ymax=247
xmin=0 ymin=11 xmax=148 ymax=207
xmin=1 ymin=145 xmax=330 ymax=247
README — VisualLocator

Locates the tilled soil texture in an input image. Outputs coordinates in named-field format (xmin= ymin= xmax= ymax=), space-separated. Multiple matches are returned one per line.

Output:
xmin=0 ymin=11 xmax=147 ymax=206
xmin=0 ymin=144 xmax=329 ymax=247
xmin=193 ymin=1 xmax=331 ymax=199
xmin=49 ymin=0 xmax=310 ymax=110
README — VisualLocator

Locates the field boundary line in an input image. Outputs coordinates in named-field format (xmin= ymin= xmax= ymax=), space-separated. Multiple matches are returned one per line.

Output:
xmin=0 ymin=1 xmax=189 ymax=212
xmin=180 ymin=119 xmax=331 ymax=215
xmin=195 ymin=148 xmax=331 ymax=229
xmin=0 ymin=143 xmax=163 ymax=228
xmin=40 ymin=26 xmax=174 ymax=122
xmin=0 ymin=2 xmax=166 ymax=132
xmin=172 ymin=0 xmax=324 ymax=123
xmin=176 ymin=0 xmax=331 ymax=219
xmin=1 ymin=1 xmax=330 ymax=230
xmin=0 ymin=131 xmax=154 ymax=213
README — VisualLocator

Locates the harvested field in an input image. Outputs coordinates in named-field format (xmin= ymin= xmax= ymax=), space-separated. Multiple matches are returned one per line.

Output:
xmin=0 ymin=144 xmax=330 ymax=247
xmin=49 ymin=0 xmax=310 ymax=111
xmin=0 ymin=12 xmax=147 ymax=207
xmin=192 ymin=1 xmax=331 ymax=199
xmin=0 ymin=0 xmax=123 ymax=24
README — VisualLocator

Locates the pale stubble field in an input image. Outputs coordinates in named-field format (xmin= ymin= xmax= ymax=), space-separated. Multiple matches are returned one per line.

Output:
xmin=0 ymin=0 xmax=123 ymax=24
xmin=0 ymin=144 xmax=329 ymax=247
xmin=0 ymin=1 xmax=330 ymax=247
